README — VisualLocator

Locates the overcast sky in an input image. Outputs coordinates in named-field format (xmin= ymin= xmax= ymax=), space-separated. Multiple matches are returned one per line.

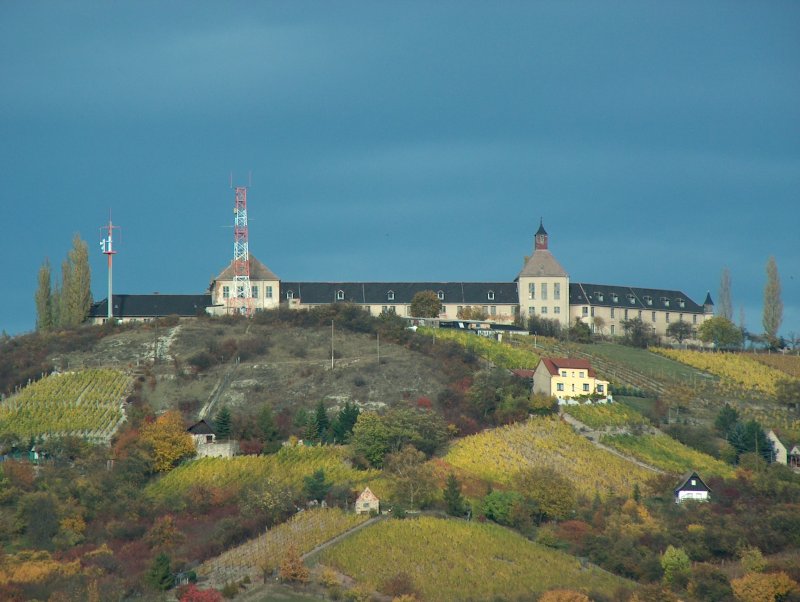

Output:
xmin=1 ymin=1 xmax=798 ymax=338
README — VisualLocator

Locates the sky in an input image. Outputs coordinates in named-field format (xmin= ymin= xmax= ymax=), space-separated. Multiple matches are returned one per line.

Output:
xmin=1 ymin=1 xmax=798 ymax=339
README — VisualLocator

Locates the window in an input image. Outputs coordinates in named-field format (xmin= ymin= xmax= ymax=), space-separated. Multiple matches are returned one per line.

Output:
xmin=528 ymin=283 xmax=535 ymax=300
xmin=387 ymin=290 xmax=395 ymax=301
xmin=223 ymin=285 xmax=230 ymax=299
xmin=553 ymin=282 xmax=561 ymax=300
xmin=337 ymin=290 xmax=345 ymax=301
xmin=554 ymin=306 xmax=561 ymax=314
xmin=541 ymin=306 xmax=548 ymax=314
xmin=591 ymin=307 xmax=595 ymax=317
xmin=482 ymin=306 xmax=489 ymax=313
xmin=691 ymin=479 xmax=696 ymax=486
xmin=595 ymin=292 xmax=603 ymax=302
xmin=643 ymin=295 xmax=652 ymax=305
xmin=583 ymin=383 xmax=590 ymax=392
xmin=638 ymin=310 xmax=642 ymax=319
xmin=487 ymin=291 xmax=495 ymax=301
xmin=541 ymin=283 xmax=548 ymax=300
xmin=628 ymin=294 xmax=636 ymax=304
xmin=610 ymin=308 xmax=615 ymax=318
xmin=252 ymin=285 xmax=259 ymax=298
xmin=557 ymin=383 xmax=564 ymax=392
xmin=679 ymin=313 xmax=684 ymax=322
xmin=597 ymin=384 xmax=604 ymax=393
xmin=286 ymin=290 xmax=294 ymax=300
xmin=582 ymin=306 xmax=589 ymax=317
xmin=660 ymin=297 xmax=669 ymax=307
xmin=652 ymin=311 xmax=657 ymax=322
xmin=490 ymin=306 xmax=496 ymax=316
xmin=579 ymin=372 xmax=585 ymax=378
xmin=610 ymin=325 xmax=615 ymax=335
xmin=437 ymin=291 xmax=445 ymax=300
xmin=440 ymin=305 xmax=446 ymax=314
xmin=561 ymin=371 xmax=567 ymax=377
xmin=266 ymin=285 xmax=273 ymax=299
xmin=457 ymin=306 xmax=463 ymax=314
xmin=666 ymin=312 xmax=670 ymax=323
xmin=678 ymin=298 xmax=685 ymax=308
xmin=693 ymin=315 xmax=697 ymax=324
xmin=624 ymin=309 xmax=629 ymax=319
xmin=528 ymin=307 xmax=535 ymax=316
xmin=612 ymin=294 xmax=619 ymax=303
xmin=206 ymin=435 xmax=213 ymax=443
xmin=237 ymin=285 xmax=245 ymax=298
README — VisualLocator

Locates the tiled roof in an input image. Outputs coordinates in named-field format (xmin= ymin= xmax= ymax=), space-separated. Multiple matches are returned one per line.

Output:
xmin=674 ymin=471 xmax=710 ymax=493
xmin=214 ymin=255 xmax=279 ymax=281
xmin=187 ymin=420 xmax=215 ymax=435
xmin=518 ymin=249 xmax=568 ymax=278
xmin=279 ymin=282 xmax=518 ymax=305
xmin=570 ymin=283 xmax=705 ymax=313
xmin=89 ymin=294 xmax=212 ymax=318
xmin=540 ymin=357 xmax=597 ymax=378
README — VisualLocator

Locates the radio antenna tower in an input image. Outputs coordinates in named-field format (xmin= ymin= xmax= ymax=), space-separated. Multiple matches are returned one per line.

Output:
xmin=100 ymin=213 xmax=121 ymax=321
xmin=230 ymin=184 xmax=254 ymax=316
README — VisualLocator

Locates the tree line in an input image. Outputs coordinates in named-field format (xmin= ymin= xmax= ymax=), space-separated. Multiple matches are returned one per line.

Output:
xmin=34 ymin=234 xmax=93 ymax=331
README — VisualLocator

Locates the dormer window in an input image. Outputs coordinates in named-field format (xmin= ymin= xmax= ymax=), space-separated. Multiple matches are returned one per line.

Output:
xmin=286 ymin=290 xmax=294 ymax=300
xmin=677 ymin=298 xmax=685 ymax=308
xmin=487 ymin=290 xmax=495 ymax=301
xmin=627 ymin=294 xmax=636 ymax=304
xmin=612 ymin=294 xmax=619 ymax=303
xmin=644 ymin=296 xmax=652 ymax=306
xmin=387 ymin=290 xmax=395 ymax=301
xmin=437 ymin=291 xmax=445 ymax=301
xmin=661 ymin=297 xmax=669 ymax=307
xmin=337 ymin=290 xmax=345 ymax=301
xmin=595 ymin=292 xmax=604 ymax=302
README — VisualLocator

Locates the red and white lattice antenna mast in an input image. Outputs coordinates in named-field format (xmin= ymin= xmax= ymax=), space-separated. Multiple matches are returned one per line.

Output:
xmin=230 ymin=185 xmax=253 ymax=316
xmin=100 ymin=212 xmax=121 ymax=321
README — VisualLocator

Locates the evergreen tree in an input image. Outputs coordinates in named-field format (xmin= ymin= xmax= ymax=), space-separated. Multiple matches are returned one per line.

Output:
xmin=303 ymin=468 xmax=331 ymax=502
xmin=35 ymin=259 xmax=53 ymax=332
xmin=214 ymin=406 xmax=232 ymax=439
xmin=314 ymin=400 xmax=330 ymax=442
xmin=763 ymin=256 xmax=783 ymax=346
xmin=727 ymin=420 xmax=773 ymax=463
xmin=443 ymin=472 xmax=466 ymax=516
xmin=331 ymin=401 xmax=360 ymax=443
xmin=718 ymin=267 xmax=733 ymax=321
xmin=146 ymin=552 xmax=174 ymax=590
xmin=257 ymin=404 xmax=280 ymax=448
xmin=714 ymin=403 xmax=739 ymax=436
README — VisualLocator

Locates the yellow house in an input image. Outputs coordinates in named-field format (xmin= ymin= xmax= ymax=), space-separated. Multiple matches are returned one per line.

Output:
xmin=207 ymin=255 xmax=280 ymax=316
xmin=355 ymin=487 xmax=380 ymax=514
xmin=532 ymin=357 xmax=610 ymax=404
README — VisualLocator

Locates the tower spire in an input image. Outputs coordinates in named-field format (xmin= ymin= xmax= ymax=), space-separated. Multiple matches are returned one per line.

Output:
xmin=534 ymin=218 xmax=548 ymax=250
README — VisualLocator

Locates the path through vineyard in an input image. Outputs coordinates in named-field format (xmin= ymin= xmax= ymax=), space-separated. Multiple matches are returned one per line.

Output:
xmin=560 ymin=411 xmax=665 ymax=475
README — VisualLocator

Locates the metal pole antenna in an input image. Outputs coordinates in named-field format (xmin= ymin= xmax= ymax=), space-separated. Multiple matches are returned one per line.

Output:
xmin=331 ymin=320 xmax=335 ymax=370
xmin=100 ymin=214 xmax=120 ymax=322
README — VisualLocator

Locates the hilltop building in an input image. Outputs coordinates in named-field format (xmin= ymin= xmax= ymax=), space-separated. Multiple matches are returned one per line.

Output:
xmin=89 ymin=221 xmax=713 ymax=342
xmin=532 ymin=357 xmax=610 ymax=404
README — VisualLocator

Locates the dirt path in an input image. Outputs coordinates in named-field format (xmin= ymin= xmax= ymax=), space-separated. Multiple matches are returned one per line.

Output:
xmin=302 ymin=514 xmax=384 ymax=563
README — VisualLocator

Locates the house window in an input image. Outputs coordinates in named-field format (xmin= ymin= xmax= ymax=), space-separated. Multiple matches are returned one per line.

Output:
xmin=487 ymin=291 xmax=495 ymax=301
xmin=223 ymin=285 xmax=230 ymax=299
xmin=644 ymin=295 xmax=652 ymax=306
xmin=252 ymin=285 xmax=259 ymax=299
xmin=610 ymin=325 xmax=615 ymax=335
xmin=266 ymin=285 xmax=273 ymax=298
xmin=336 ymin=290 xmax=345 ymax=301
xmin=661 ymin=297 xmax=669 ymax=307
xmin=597 ymin=384 xmax=604 ymax=393
xmin=541 ymin=306 xmax=548 ymax=314
xmin=528 ymin=307 xmax=535 ymax=316
xmin=691 ymin=479 xmax=696 ymax=486
xmin=582 ymin=306 xmax=589 ymax=317
xmin=595 ymin=292 xmax=603 ymax=302
xmin=580 ymin=372 xmax=585 ymax=378
xmin=541 ymin=283 xmax=548 ymax=300
xmin=591 ymin=307 xmax=595 ymax=317
xmin=206 ymin=435 xmax=213 ymax=443
xmin=286 ymin=290 xmax=294 ymax=300
xmin=638 ymin=310 xmax=642 ymax=319
xmin=237 ymin=285 xmax=245 ymax=298
xmin=628 ymin=294 xmax=636 ymax=304
xmin=457 ymin=306 xmax=463 ymax=314
xmin=583 ymin=383 xmax=590 ymax=392
xmin=482 ymin=305 xmax=489 ymax=314
xmin=561 ymin=371 xmax=567 ymax=377
xmin=652 ymin=311 xmax=657 ymax=322
xmin=666 ymin=312 xmax=670 ymax=323
xmin=612 ymin=294 xmax=619 ymax=303
xmin=387 ymin=291 xmax=395 ymax=301
xmin=678 ymin=298 xmax=685 ymax=308
xmin=554 ymin=306 xmax=560 ymax=314
xmin=624 ymin=309 xmax=629 ymax=319
xmin=553 ymin=283 xmax=561 ymax=300
xmin=440 ymin=305 xmax=446 ymax=315
xmin=437 ymin=291 xmax=445 ymax=301
xmin=610 ymin=308 xmax=615 ymax=318
xmin=557 ymin=383 xmax=564 ymax=391
xmin=528 ymin=283 xmax=535 ymax=300
xmin=693 ymin=315 xmax=697 ymax=324
xmin=490 ymin=306 xmax=496 ymax=316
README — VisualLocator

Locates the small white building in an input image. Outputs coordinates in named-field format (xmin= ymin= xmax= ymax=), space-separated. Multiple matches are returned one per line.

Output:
xmin=187 ymin=420 xmax=238 ymax=459
xmin=355 ymin=487 xmax=380 ymax=514
xmin=674 ymin=471 xmax=710 ymax=503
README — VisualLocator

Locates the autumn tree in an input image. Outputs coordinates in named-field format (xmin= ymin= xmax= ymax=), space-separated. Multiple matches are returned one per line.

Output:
xmin=35 ymin=259 xmax=53 ymax=332
xmin=385 ymin=445 xmax=435 ymax=509
xmin=60 ymin=234 xmax=93 ymax=328
xmin=140 ymin=411 xmax=196 ymax=472
xmin=351 ymin=408 xmax=448 ymax=468
xmin=666 ymin=321 xmax=693 ymax=345
xmin=621 ymin=317 xmax=656 ymax=348
xmin=279 ymin=545 xmax=309 ymax=583
xmin=661 ymin=545 xmax=690 ymax=587
xmin=515 ymin=467 xmax=576 ymax=523
xmin=538 ymin=590 xmax=591 ymax=602
xmin=457 ymin=305 xmax=488 ymax=320
xmin=718 ymin=267 xmax=733 ymax=321
xmin=762 ymin=256 xmax=783 ymax=347
xmin=698 ymin=316 xmax=743 ymax=349
xmin=409 ymin=290 xmax=441 ymax=318
xmin=731 ymin=571 xmax=798 ymax=602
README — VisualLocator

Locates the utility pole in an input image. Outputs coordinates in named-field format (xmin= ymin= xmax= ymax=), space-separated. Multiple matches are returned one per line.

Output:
xmin=377 ymin=332 xmax=380 ymax=364
xmin=331 ymin=320 xmax=335 ymax=370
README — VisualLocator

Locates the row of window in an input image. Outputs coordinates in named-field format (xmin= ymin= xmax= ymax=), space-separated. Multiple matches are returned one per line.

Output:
xmin=527 ymin=306 xmax=562 ymax=316
xmin=222 ymin=285 xmax=274 ymax=300
xmin=583 ymin=306 xmax=699 ymax=324
xmin=527 ymin=282 xmax=561 ymax=301
xmin=555 ymin=382 xmax=605 ymax=394
xmin=592 ymin=291 xmax=686 ymax=308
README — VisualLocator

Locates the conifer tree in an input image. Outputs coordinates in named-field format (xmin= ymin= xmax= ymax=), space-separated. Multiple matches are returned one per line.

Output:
xmin=314 ymin=400 xmax=330 ymax=442
xmin=762 ymin=256 xmax=783 ymax=346
xmin=443 ymin=472 xmax=466 ymax=516
xmin=214 ymin=406 xmax=232 ymax=439
xmin=35 ymin=259 xmax=53 ymax=332
xmin=146 ymin=552 xmax=174 ymax=590
xmin=718 ymin=267 xmax=732 ymax=321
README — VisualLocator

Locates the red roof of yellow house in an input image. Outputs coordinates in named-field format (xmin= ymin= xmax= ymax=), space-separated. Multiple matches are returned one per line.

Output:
xmin=356 ymin=487 xmax=379 ymax=503
xmin=540 ymin=357 xmax=597 ymax=378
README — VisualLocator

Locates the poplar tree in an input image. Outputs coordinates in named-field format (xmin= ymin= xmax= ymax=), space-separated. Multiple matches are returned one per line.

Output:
xmin=35 ymin=259 xmax=53 ymax=332
xmin=762 ymin=256 xmax=783 ymax=346
xmin=718 ymin=267 xmax=732 ymax=321
xmin=61 ymin=234 xmax=92 ymax=327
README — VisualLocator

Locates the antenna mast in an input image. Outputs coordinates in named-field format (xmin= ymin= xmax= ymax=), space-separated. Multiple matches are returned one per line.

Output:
xmin=230 ymin=185 xmax=254 ymax=316
xmin=100 ymin=214 xmax=121 ymax=321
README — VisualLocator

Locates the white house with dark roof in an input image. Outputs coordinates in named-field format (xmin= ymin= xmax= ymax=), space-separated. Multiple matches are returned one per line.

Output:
xmin=674 ymin=471 xmax=710 ymax=503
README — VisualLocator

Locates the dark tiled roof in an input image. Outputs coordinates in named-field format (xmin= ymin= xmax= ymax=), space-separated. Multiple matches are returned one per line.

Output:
xmin=214 ymin=255 xmax=279 ymax=281
xmin=187 ymin=420 xmax=216 ymax=435
xmin=674 ymin=471 xmax=710 ymax=493
xmin=279 ymin=282 xmax=518 ymax=305
xmin=89 ymin=294 xmax=212 ymax=318
xmin=518 ymin=249 xmax=568 ymax=278
xmin=570 ymin=283 xmax=705 ymax=313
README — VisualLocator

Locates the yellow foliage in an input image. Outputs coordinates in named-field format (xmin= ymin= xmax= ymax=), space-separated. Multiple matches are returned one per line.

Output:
xmin=59 ymin=516 xmax=86 ymax=535
xmin=538 ymin=590 xmax=591 ymax=602
xmin=731 ymin=571 xmax=798 ymax=602
xmin=140 ymin=411 xmax=196 ymax=472
xmin=0 ymin=551 xmax=81 ymax=585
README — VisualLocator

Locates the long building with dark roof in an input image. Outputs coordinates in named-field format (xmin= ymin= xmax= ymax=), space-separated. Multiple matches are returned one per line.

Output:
xmin=91 ymin=222 xmax=713 ymax=340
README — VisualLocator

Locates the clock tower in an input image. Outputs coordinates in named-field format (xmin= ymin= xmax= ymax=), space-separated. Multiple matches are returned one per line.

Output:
xmin=534 ymin=218 xmax=548 ymax=250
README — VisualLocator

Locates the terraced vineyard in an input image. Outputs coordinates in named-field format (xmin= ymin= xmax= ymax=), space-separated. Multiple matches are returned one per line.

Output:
xmin=146 ymin=446 xmax=379 ymax=501
xmin=564 ymin=402 xmax=648 ymax=429
xmin=200 ymin=508 xmax=369 ymax=585
xmin=419 ymin=327 xmax=540 ymax=370
xmin=750 ymin=353 xmax=800 ymax=379
xmin=0 ymin=369 xmax=129 ymax=441
xmin=320 ymin=516 xmax=631 ymax=601
xmin=443 ymin=416 xmax=655 ymax=498
xmin=602 ymin=433 xmax=734 ymax=478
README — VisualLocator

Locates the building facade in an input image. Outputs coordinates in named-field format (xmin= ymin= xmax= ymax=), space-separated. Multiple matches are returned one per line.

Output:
xmin=532 ymin=357 xmax=610 ymax=404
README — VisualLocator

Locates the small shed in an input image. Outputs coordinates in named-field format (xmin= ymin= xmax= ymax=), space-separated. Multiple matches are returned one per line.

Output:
xmin=674 ymin=471 xmax=710 ymax=504
xmin=355 ymin=487 xmax=380 ymax=514
xmin=187 ymin=420 xmax=216 ymax=445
